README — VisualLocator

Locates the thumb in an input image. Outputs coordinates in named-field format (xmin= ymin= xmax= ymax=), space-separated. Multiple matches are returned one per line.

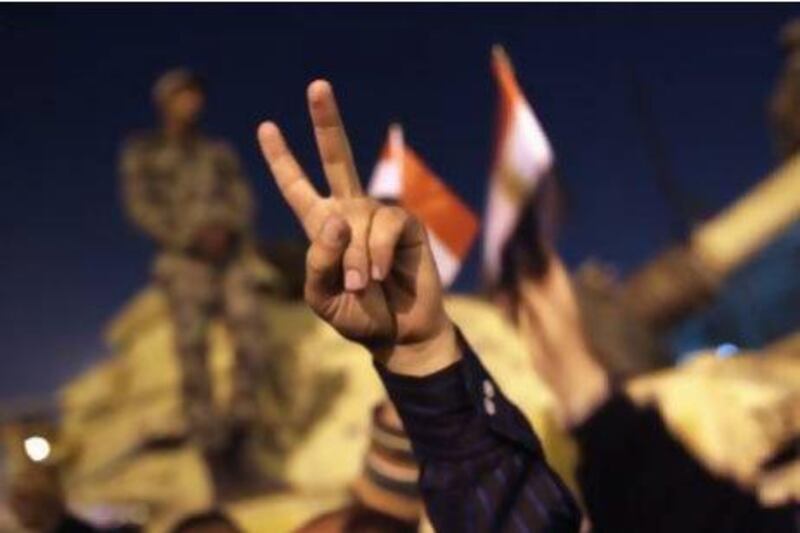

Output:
xmin=306 ymin=215 xmax=351 ymax=300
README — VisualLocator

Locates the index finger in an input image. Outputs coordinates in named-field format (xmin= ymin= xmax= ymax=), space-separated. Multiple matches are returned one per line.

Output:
xmin=258 ymin=121 xmax=321 ymax=235
xmin=307 ymin=79 xmax=363 ymax=198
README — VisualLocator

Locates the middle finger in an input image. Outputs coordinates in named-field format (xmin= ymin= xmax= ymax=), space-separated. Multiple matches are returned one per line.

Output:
xmin=307 ymin=79 xmax=363 ymax=199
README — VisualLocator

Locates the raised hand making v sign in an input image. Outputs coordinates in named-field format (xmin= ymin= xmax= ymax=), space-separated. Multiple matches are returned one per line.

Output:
xmin=258 ymin=80 xmax=586 ymax=533
xmin=257 ymin=80 xmax=459 ymax=377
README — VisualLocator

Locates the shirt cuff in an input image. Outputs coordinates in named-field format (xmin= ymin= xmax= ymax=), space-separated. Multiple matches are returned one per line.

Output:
xmin=375 ymin=330 xmax=542 ymax=462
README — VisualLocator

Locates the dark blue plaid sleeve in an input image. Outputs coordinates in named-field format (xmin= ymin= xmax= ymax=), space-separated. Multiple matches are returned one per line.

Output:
xmin=375 ymin=333 xmax=582 ymax=533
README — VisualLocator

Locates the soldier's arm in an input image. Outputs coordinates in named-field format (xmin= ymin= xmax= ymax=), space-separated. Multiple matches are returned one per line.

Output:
xmin=119 ymin=138 xmax=184 ymax=248
xmin=216 ymin=142 xmax=255 ymax=235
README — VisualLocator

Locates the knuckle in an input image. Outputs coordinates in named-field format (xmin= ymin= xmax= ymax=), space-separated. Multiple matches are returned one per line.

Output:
xmin=343 ymin=244 xmax=368 ymax=266
xmin=387 ymin=205 xmax=408 ymax=220
xmin=306 ymin=246 xmax=331 ymax=273
xmin=305 ymin=249 xmax=322 ymax=275
xmin=368 ymin=230 xmax=393 ymax=248
xmin=379 ymin=205 xmax=408 ymax=226
xmin=375 ymin=206 xmax=409 ymax=233
xmin=369 ymin=243 xmax=392 ymax=264
xmin=303 ymin=281 xmax=316 ymax=302
xmin=350 ymin=199 xmax=374 ymax=219
xmin=402 ymin=211 xmax=421 ymax=229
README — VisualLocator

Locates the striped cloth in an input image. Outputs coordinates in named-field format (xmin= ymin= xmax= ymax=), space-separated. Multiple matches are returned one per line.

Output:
xmin=352 ymin=402 xmax=424 ymax=523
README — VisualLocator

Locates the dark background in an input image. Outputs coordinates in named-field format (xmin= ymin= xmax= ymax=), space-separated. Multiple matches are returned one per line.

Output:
xmin=1 ymin=4 xmax=796 ymax=402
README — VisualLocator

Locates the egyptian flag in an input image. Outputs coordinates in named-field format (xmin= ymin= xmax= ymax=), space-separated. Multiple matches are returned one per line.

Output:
xmin=483 ymin=45 xmax=558 ymax=287
xmin=368 ymin=125 xmax=479 ymax=287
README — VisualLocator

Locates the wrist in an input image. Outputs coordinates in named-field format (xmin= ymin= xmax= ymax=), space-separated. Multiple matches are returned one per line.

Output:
xmin=375 ymin=319 xmax=461 ymax=377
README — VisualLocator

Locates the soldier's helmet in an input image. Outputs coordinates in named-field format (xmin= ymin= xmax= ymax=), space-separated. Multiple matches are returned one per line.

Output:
xmin=152 ymin=68 xmax=205 ymax=106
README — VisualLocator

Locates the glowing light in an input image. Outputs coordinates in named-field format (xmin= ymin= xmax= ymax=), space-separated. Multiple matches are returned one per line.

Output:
xmin=24 ymin=436 xmax=51 ymax=462
xmin=715 ymin=343 xmax=739 ymax=358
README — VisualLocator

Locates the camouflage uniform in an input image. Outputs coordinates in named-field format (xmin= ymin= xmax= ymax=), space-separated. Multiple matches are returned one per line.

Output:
xmin=120 ymin=132 xmax=280 ymax=447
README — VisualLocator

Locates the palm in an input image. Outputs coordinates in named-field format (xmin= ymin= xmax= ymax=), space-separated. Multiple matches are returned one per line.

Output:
xmin=257 ymin=81 xmax=445 ymax=350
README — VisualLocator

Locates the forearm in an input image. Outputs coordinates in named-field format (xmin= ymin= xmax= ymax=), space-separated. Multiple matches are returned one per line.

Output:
xmin=375 ymin=330 xmax=581 ymax=532
xmin=217 ymin=143 xmax=256 ymax=234
xmin=121 ymin=174 xmax=185 ymax=249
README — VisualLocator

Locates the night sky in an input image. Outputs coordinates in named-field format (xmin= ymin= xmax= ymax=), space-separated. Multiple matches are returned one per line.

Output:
xmin=1 ymin=4 xmax=797 ymax=402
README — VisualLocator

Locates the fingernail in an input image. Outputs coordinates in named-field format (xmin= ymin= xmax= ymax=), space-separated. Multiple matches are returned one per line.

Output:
xmin=371 ymin=265 xmax=383 ymax=281
xmin=321 ymin=218 xmax=345 ymax=245
xmin=345 ymin=269 xmax=364 ymax=291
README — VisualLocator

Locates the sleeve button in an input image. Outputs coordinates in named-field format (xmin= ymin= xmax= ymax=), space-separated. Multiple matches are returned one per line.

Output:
xmin=483 ymin=397 xmax=496 ymax=416
xmin=482 ymin=379 xmax=495 ymax=398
